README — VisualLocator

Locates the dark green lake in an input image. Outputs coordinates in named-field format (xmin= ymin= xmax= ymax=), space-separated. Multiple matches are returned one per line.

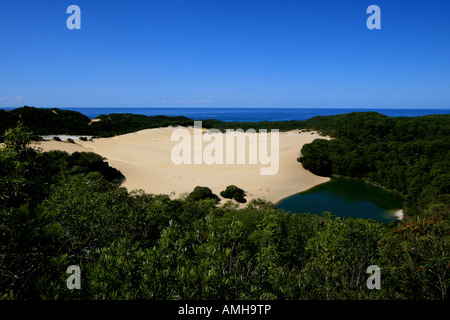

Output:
xmin=276 ymin=178 xmax=405 ymax=223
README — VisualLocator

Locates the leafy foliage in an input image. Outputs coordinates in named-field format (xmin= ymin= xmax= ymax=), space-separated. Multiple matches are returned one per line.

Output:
xmin=90 ymin=113 xmax=194 ymax=137
xmin=0 ymin=107 xmax=308 ymax=142
xmin=40 ymin=150 xmax=124 ymax=183
xmin=0 ymin=116 xmax=449 ymax=300
xmin=0 ymin=106 xmax=92 ymax=136
xmin=220 ymin=185 xmax=247 ymax=203
xmin=0 ymin=122 xmax=47 ymax=208
xmin=298 ymin=112 xmax=450 ymax=218
xmin=186 ymin=186 xmax=220 ymax=204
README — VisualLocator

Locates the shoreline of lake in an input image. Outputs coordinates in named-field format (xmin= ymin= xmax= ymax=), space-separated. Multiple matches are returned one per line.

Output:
xmin=275 ymin=177 xmax=405 ymax=223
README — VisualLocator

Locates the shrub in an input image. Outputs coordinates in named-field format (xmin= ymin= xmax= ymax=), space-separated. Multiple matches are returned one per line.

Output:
xmin=187 ymin=186 xmax=220 ymax=203
xmin=220 ymin=185 xmax=247 ymax=203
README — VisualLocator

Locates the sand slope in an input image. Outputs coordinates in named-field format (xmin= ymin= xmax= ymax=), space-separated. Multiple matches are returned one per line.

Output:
xmin=37 ymin=127 xmax=330 ymax=204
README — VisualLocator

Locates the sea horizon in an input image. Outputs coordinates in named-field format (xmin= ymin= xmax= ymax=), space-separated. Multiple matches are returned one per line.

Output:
xmin=2 ymin=106 xmax=449 ymax=122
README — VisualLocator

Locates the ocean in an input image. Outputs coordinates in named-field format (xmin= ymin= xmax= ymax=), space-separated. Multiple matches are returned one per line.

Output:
xmin=63 ymin=107 xmax=450 ymax=121
xmin=2 ymin=107 xmax=449 ymax=122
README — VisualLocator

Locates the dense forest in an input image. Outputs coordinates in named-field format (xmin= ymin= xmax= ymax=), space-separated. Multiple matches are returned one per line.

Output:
xmin=0 ymin=106 xmax=306 ymax=140
xmin=298 ymin=112 xmax=450 ymax=219
xmin=0 ymin=107 xmax=195 ymax=139
xmin=0 ymin=108 xmax=449 ymax=300
xmin=0 ymin=107 xmax=92 ymax=137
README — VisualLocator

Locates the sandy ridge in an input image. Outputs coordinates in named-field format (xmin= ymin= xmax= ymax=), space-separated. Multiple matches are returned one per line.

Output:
xmin=36 ymin=127 xmax=330 ymax=204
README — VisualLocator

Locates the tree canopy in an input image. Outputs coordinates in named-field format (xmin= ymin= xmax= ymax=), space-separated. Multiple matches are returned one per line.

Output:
xmin=298 ymin=112 xmax=450 ymax=219
xmin=0 ymin=113 xmax=448 ymax=301
xmin=220 ymin=185 xmax=247 ymax=203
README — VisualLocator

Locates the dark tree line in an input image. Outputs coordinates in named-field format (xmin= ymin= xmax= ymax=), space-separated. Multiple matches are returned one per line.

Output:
xmin=298 ymin=112 xmax=450 ymax=219
xmin=0 ymin=107 xmax=307 ymax=141
xmin=0 ymin=106 xmax=92 ymax=137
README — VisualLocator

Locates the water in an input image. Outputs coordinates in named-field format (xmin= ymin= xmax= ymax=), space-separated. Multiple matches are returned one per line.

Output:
xmin=1 ymin=107 xmax=448 ymax=121
xmin=276 ymin=177 xmax=405 ymax=223
xmin=12 ymin=107 xmax=448 ymax=121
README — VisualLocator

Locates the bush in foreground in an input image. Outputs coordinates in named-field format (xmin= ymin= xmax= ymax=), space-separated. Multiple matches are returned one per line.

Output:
xmin=220 ymin=185 xmax=247 ymax=203
xmin=186 ymin=186 xmax=220 ymax=204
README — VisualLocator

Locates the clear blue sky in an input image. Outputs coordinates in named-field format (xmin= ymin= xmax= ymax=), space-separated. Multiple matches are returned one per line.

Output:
xmin=1 ymin=0 xmax=449 ymax=109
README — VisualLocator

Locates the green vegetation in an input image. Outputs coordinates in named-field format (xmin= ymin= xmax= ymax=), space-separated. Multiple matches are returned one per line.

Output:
xmin=0 ymin=107 xmax=195 ymax=139
xmin=298 ymin=112 xmax=450 ymax=219
xmin=220 ymin=185 xmax=247 ymax=204
xmin=91 ymin=113 xmax=194 ymax=137
xmin=0 ymin=106 xmax=92 ymax=137
xmin=0 ymin=122 xmax=48 ymax=208
xmin=0 ymin=107 xmax=307 ymax=141
xmin=200 ymin=119 xmax=305 ymax=132
xmin=41 ymin=150 xmax=124 ymax=183
xmin=186 ymin=186 xmax=220 ymax=204
xmin=0 ymin=112 xmax=449 ymax=300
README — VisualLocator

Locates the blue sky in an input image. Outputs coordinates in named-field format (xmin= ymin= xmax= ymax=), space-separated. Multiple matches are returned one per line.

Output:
xmin=1 ymin=0 xmax=449 ymax=109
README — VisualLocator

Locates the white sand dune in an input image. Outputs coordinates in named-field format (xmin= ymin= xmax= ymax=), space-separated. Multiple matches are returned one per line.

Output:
xmin=36 ymin=127 xmax=330 ymax=204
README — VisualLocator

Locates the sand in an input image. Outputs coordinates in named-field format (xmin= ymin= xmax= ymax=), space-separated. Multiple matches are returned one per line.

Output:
xmin=393 ymin=209 xmax=404 ymax=220
xmin=36 ymin=127 xmax=330 ymax=204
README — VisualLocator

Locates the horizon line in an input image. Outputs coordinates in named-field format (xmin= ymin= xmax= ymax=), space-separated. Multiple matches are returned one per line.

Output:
xmin=2 ymin=106 xmax=450 ymax=110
